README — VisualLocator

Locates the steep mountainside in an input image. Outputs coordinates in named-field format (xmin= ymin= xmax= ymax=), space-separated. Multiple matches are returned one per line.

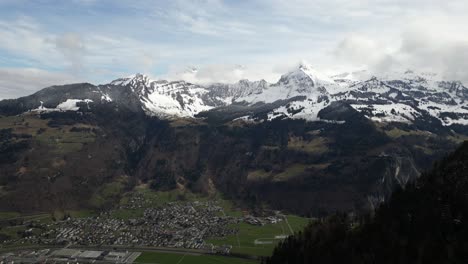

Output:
xmin=0 ymin=104 xmax=154 ymax=211
xmin=0 ymin=64 xmax=467 ymax=215
xmin=0 ymin=102 xmax=464 ymax=215
xmin=264 ymin=141 xmax=468 ymax=264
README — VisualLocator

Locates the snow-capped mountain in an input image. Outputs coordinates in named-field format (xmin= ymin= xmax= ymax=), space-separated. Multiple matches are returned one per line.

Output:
xmin=2 ymin=62 xmax=467 ymax=127
xmin=231 ymin=63 xmax=468 ymax=126
xmin=105 ymin=73 xmax=270 ymax=117
xmin=108 ymin=73 xmax=217 ymax=117
xmin=222 ymin=63 xmax=467 ymax=126
xmin=329 ymin=70 xmax=468 ymax=125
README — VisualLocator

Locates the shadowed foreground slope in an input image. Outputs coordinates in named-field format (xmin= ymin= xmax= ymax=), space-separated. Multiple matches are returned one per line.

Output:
xmin=264 ymin=141 xmax=468 ymax=264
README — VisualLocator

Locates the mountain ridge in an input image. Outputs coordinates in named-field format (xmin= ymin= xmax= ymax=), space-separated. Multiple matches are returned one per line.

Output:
xmin=1 ymin=63 xmax=467 ymax=129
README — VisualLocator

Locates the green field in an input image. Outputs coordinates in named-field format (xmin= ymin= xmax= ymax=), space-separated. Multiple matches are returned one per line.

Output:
xmin=287 ymin=136 xmax=329 ymax=154
xmin=0 ymin=114 xmax=97 ymax=156
xmin=0 ymin=212 xmax=55 ymax=241
xmin=110 ymin=208 xmax=145 ymax=219
xmin=206 ymin=215 xmax=310 ymax=256
xmin=0 ymin=212 xmax=53 ymax=222
xmin=135 ymin=252 xmax=257 ymax=264
xmin=247 ymin=163 xmax=330 ymax=183
xmin=66 ymin=209 xmax=97 ymax=218
xmin=0 ymin=212 xmax=21 ymax=220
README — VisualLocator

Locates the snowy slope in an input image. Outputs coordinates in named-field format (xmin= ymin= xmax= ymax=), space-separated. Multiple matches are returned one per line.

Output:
xmin=105 ymin=74 xmax=272 ymax=118
xmin=239 ymin=62 xmax=335 ymax=104
xmin=102 ymin=67 xmax=468 ymax=125
xmin=333 ymin=71 xmax=468 ymax=125
xmin=107 ymin=74 xmax=218 ymax=117
xmin=12 ymin=63 xmax=468 ymax=126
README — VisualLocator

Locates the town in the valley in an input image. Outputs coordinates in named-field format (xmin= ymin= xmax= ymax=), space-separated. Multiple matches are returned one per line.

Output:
xmin=0 ymin=191 xmax=289 ymax=263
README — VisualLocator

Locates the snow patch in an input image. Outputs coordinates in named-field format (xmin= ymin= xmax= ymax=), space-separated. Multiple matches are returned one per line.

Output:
xmin=101 ymin=93 xmax=112 ymax=102
xmin=57 ymin=99 xmax=93 ymax=111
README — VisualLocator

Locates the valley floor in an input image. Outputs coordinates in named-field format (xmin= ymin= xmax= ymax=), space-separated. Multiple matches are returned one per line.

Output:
xmin=0 ymin=186 xmax=310 ymax=261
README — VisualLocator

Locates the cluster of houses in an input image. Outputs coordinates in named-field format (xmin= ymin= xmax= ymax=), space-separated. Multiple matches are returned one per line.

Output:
xmin=16 ymin=200 xmax=238 ymax=251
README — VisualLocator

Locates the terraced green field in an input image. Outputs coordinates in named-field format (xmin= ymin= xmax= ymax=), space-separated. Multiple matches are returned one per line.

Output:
xmin=0 ymin=212 xmax=20 ymax=219
xmin=0 ymin=212 xmax=55 ymax=242
xmin=0 ymin=114 xmax=97 ymax=155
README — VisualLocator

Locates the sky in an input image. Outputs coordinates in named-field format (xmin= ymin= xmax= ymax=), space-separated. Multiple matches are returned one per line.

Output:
xmin=0 ymin=0 xmax=468 ymax=99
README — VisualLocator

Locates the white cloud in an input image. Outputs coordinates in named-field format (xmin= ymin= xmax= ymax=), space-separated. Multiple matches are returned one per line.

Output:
xmin=334 ymin=14 xmax=468 ymax=82
xmin=0 ymin=68 xmax=78 ymax=99
xmin=0 ymin=17 xmax=60 ymax=67
xmin=55 ymin=33 xmax=86 ymax=73
xmin=153 ymin=0 xmax=256 ymax=36
xmin=163 ymin=57 xmax=334 ymax=84
xmin=167 ymin=64 xmax=247 ymax=84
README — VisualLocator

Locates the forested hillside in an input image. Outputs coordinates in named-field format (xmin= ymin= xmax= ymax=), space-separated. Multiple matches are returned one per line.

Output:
xmin=264 ymin=141 xmax=468 ymax=264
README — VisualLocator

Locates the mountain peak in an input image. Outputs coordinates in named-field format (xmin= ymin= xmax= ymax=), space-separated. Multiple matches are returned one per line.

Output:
xmin=297 ymin=61 xmax=334 ymax=84
xmin=128 ymin=73 xmax=156 ymax=83
xmin=110 ymin=73 xmax=156 ymax=86
xmin=298 ymin=60 xmax=314 ymax=72
xmin=133 ymin=73 xmax=149 ymax=79
xmin=277 ymin=61 xmax=335 ymax=90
